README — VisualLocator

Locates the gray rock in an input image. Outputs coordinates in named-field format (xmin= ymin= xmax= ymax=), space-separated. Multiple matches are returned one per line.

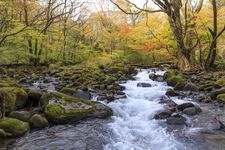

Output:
xmin=183 ymin=83 xmax=198 ymax=92
xmin=166 ymin=114 xmax=186 ymax=125
xmin=166 ymin=88 xmax=180 ymax=97
xmin=177 ymin=103 xmax=195 ymax=111
xmin=137 ymin=82 xmax=152 ymax=87
xmin=154 ymin=110 xmax=172 ymax=119
xmin=183 ymin=107 xmax=201 ymax=116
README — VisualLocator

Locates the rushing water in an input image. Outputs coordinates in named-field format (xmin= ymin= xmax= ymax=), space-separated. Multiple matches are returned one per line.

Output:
xmin=2 ymin=69 xmax=225 ymax=150
xmin=105 ymin=69 xmax=185 ymax=150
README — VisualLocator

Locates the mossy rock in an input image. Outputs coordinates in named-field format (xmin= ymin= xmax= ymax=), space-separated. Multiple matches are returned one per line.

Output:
xmin=214 ymin=79 xmax=225 ymax=89
xmin=0 ymin=78 xmax=19 ymax=88
xmin=30 ymin=114 xmax=49 ymax=128
xmin=107 ymin=66 xmax=129 ymax=74
xmin=164 ymin=69 xmax=178 ymax=79
xmin=2 ymin=87 xmax=28 ymax=112
xmin=0 ymin=118 xmax=29 ymax=137
xmin=41 ymin=92 xmax=112 ymax=124
xmin=217 ymin=94 xmax=225 ymax=102
xmin=60 ymin=88 xmax=78 ymax=96
xmin=167 ymin=75 xmax=186 ymax=87
xmin=9 ymin=111 xmax=31 ymax=122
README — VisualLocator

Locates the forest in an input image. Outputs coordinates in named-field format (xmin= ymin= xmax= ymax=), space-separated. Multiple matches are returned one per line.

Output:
xmin=0 ymin=0 xmax=225 ymax=150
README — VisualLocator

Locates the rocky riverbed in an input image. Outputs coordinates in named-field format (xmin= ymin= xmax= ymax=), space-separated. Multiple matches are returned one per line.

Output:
xmin=1 ymin=65 xmax=225 ymax=149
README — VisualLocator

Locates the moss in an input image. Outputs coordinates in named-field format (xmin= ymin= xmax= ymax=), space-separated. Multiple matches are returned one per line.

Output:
xmin=0 ymin=78 xmax=19 ymax=88
xmin=167 ymin=75 xmax=186 ymax=87
xmin=0 ymin=118 xmax=29 ymax=137
xmin=30 ymin=114 xmax=49 ymax=128
xmin=2 ymin=87 xmax=28 ymax=112
xmin=217 ymin=94 xmax=225 ymax=102
xmin=214 ymin=79 xmax=225 ymax=88
xmin=0 ymin=129 xmax=6 ymax=137
xmin=60 ymin=88 xmax=78 ymax=96
xmin=45 ymin=103 xmax=95 ymax=124
xmin=164 ymin=69 xmax=178 ymax=79
xmin=108 ymin=66 xmax=129 ymax=74
xmin=41 ymin=92 xmax=108 ymax=124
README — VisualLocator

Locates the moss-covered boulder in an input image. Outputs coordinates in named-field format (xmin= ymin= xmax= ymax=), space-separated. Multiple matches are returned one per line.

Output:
xmin=167 ymin=75 xmax=186 ymax=87
xmin=163 ymin=69 xmax=178 ymax=79
xmin=2 ymin=87 xmax=28 ymax=113
xmin=30 ymin=114 xmax=49 ymax=128
xmin=9 ymin=111 xmax=31 ymax=122
xmin=214 ymin=79 xmax=225 ymax=89
xmin=0 ymin=78 xmax=19 ymax=88
xmin=217 ymin=94 xmax=225 ymax=102
xmin=41 ymin=92 xmax=112 ymax=124
xmin=0 ymin=118 xmax=29 ymax=137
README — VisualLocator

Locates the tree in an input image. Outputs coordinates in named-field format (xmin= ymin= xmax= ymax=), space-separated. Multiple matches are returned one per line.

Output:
xmin=110 ymin=0 xmax=204 ymax=71
xmin=205 ymin=0 xmax=225 ymax=70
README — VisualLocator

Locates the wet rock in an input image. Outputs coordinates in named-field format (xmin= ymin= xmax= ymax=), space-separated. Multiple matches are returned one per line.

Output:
xmin=149 ymin=74 xmax=164 ymax=82
xmin=183 ymin=107 xmax=201 ymax=116
xmin=159 ymin=95 xmax=171 ymax=104
xmin=137 ymin=82 xmax=152 ymax=87
xmin=0 ymin=118 xmax=30 ymax=137
xmin=30 ymin=114 xmax=49 ymax=128
xmin=206 ymin=118 xmax=225 ymax=131
xmin=90 ymin=103 xmax=113 ymax=119
xmin=166 ymin=114 xmax=186 ymax=125
xmin=183 ymin=83 xmax=198 ymax=92
xmin=165 ymin=88 xmax=180 ymax=97
xmin=211 ymin=88 xmax=225 ymax=99
xmin=154 ymin=110 xmax=172 ymax=119
xmin=9 ymin=111 xmax=31 ymax=122
xmin=18 ymin=78 xmax=28 ymax=84
xmin=177 ymin=103 xmax=195 ymax=111
xmin=198 ymin=95 xmax=212 ymax=103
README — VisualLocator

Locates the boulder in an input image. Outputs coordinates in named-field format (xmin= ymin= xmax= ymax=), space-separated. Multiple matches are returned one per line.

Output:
xmin=183 ymin=107 xmax=201 ymax=116
xmin=211 ymin=88 xmax=225 ymax=100
xmin=149 ymin=74 xmax=164 ymax=82
xmin=183 ymin=83 xmax=198 ymax=92
xmin=167 ymin=75 xmax=186 ymax=87
xmin=206 ymin=118 xmax=225 ymax=130
xmin=165 ymin=89 xmax=180 ymax=97
xmin=214 ymin=79 xmax=225 ymax=89
xmin=9 ymin=111 xmax=31 ymax=122
xmin=30 ymin=114 xmax=49 ymax=128
xmin=2 ymin=87 xmax=28 ymax=113
xmin=154 ymin=110 xmax=172 ymax=119
xmin=217 ymin=94 xmax=225 ymax=102
xmin=177 ymin=103 xmax=195 ymax=111
xmin=174 ymin=82 xmax=186 ymax=91
xmin=166 ymin=114 xmax=186 ymax=125
xmin=40 ymin=92 xmax=112 ymax=124
xmin=0 ymin=118 xmax=29 ymax=137
xmin=137 ymin=82 xmax=152 ymax=88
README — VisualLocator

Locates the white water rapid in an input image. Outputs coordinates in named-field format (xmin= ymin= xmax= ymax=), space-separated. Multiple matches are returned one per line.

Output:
xmin=105 ymin=69 xmax=186 ymax=150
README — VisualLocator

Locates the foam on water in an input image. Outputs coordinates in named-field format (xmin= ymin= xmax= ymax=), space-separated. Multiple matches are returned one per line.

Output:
xmin=105 ymin=69 xmax=186 ymax=150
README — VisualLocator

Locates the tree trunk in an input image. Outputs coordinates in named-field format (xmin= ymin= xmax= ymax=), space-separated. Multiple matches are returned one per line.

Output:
xmin=178 ymin=50 xmax=191 ymax=71
xmin=0 ymin=91 xmax=5 ymax=119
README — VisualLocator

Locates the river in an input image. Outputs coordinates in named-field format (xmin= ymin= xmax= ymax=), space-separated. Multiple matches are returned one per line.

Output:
xmin=1 ymin=68 xmax=225 ymax=150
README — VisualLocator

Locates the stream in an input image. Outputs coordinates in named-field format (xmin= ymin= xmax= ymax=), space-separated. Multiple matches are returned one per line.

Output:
xmin=1 ymin=68 xmax=225 ymax=150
